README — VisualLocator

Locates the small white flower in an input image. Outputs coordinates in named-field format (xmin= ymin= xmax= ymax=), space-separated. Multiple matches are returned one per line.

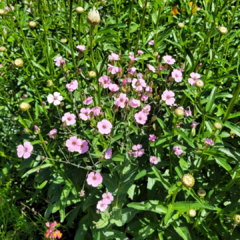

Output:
xmin=47 ymin=92 xmax=63 ymax=106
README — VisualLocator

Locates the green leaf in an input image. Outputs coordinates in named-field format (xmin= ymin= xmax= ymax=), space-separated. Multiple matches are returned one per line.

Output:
xmin=172 ymin=220 xmax=192 ymax=240
xmin=74 ymin=224 xmax=88 ymax=240
xmin=31 ymin=60 xmax=46 ymax=73
xmin=102 ymin=173 xmax=118 ymax=193
xmin=152 ymin=166 xmax=171 ymax=190
xmin=47 ymin=37 xmax=71 ymax=52
xmin=176 ymin=129 xmax=195 ymax=148
xmin=173 ymin=201 xmax=215 ymax=211
xmin=215 ymin=157 xmax=232 ymax=172
xmin=68 ymin=202 xmax=83 ymax=227
xmin=112 ymin=151 xmax=125 ymax=161
xmin=206 ymin=86 xmax=218 ymax=113
xmin=185 ymin=49 xmax=194 ymax=67
xmin=22 ymin=164 xmax=52 ymax=178
xmin=164 ymin=204 xmax=174 ymax=225
xmin=224 ymin=121 xmax=240 ymax=136
xmin=104 ymin=230 xmax=129 ymax=240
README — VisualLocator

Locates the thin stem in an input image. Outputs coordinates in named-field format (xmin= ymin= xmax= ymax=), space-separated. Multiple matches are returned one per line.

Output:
xmin=127 ymin=0 xmax=134 ymax=51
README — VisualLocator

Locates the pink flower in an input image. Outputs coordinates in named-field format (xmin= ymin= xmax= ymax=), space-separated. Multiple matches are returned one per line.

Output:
xmin=107 ymin=64 xmax=119 ymax=74
xmin=171 ymin=69 xmax=182 ymax=82
xmin=17 ymin=142 xmax=33 ymax=159
xmin=49 ymin=129 xmax=57 ymax=139
xmin=191 ymin=121 xmax=198 ymax=128
xmin=47 ymin=92 xmax=63 ymax=106
xmin=145 ymin=86 xmax=152 ymax=92
xmin=123 ymin=79 xmax=127 ymax=85
xmin=148 ymin=64 xmax=155 ymax=73
xmin=108 ymin=84 xmax=119 ymax=92
xmin=102 ymin=192 xmax=114 ymax=203
xmin=129 ymin=52 xmax=138 ymax=62
xmin=137 ymin=73 xmax=143 ymax=79
xmin=135 ymin=111 xmax=147 ymax=125
xmin=114 ymin=93 xmax=128 ymax=108
xmin=99 ymin=75 xmax=111 ymax=88
xmin=203 ymin=138 xmax=214 ymax=146
xmin=97 ymin=199 xmax=109 ymax=211
xmin=27 ymin=8 xmax=31 ymax=12
xmin=138 ymin=50 xmax=144 ymax=56
xmin=84 ymin=97 xmax=93 ymax=105
xmin=79 ymin=108 xmax=91 ymax=121
xmin=176 ymin=122 xmax=183 ymax=128
xmin=62 ymin=112 xmax=76 ymax=125
xmin=149 ymin=40 xmax=154 ymax=45
xmin=149 ymin=134 xmax=156 ymax=142
xmin=141 ymin=94 xmax=148 ymax=102
xmin=66 ymin=136 xmax=81 ymax=152
xmin=105 ymin=148 xmax=112 ymax=159
xmin=132 ymin=78 xmax=146 ymax=91
xmin=142 ymin=105 xmax=151 ymax=115
xmin=188 ymin=72 xmax=200 ymax=86
xmin=128 ymin=67 xmax=137 ymax=75
xmin=54 ymin=56 xmax=65 ymax=67
xmin=91 ymin=107 xmax=101 ymax=116
xmin=184 ymin=107 xmax=192 ymax=117
xmin=163 ymin=55 xmax=176 ymax=65
xmin=150 ymin=156 xmax=158 ymax=164
xmin=129 ymin=98 xmax=140 ymax=108
xmin=132 ymin=144 xmax=144 ymax=157
xmin=109 ymin=53 xmax=119 ymax=61
xmin=66 ymin=80 xmax=78 ymax=92
xmin=173 ymin=146 xmax=183 ymax=155
xmin=161 ymin=90 xmax=175 ymax=106
xmin=76 ymin=45 xmax=86 ymax=51
xmin=76 ymin=139 xmax=89 ymax=154
xmin=127 ymin=78 xmax=132 ymax=83
xmin=87 ymin=172 xmax=103 ymax=187
xmin=97 ymin=120 xmax=113 ymax=134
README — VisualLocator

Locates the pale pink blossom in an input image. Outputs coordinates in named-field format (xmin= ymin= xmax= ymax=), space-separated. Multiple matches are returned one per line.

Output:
xmin=84 ymin=97 xmax=93 ymax=105
xmin=184 ymin=107 xmax=192 ymax=117
xmin=149 ymin=134 xmax=156 ymax=142
xmin=27 ymin=8 xmax=31 ymax=12
xmin=163 ymin=55 xmax=176 ymax=65
xmin=127 ymin=78 xmax=132 ymax=83
xmin=76 ymin=139 xmax=89 ymax=154
xmin=114 ymin=93 xmax=128 ymax=108
xmin=132 ymin=144 xmax=144 ymax=157
xmin=173 ymin=146 xmax=183 ymax=155
xmin=107 ymin=64 xmax=119 ymax=74
xmin=105 ymin=148 xmax=112 ymax=159
xmin=97 ymin=199 xmax=109 ymax=211
xmin=129 ymin=98 xmax=140 ymax=108
xmin=54 ymin=56 xmax=65 ymax=67
xmin=109 ymin=53 xmax=119 ymax=61
xmin=128 ymin=67 xmax=137 ymax=75
xmin=148 ymin=64 xmax=155 ymax=73
xmin=149 ymin=40 xmax=154 ymax=45
xmin=141 ymin=94 xmax=148 ymax=102
xmin=87 ymin=172 xmax=103 ymax=187
xmin=171 ymin=69 xmax=182 ymax=82
xmin=17 ymin=141 xmax=33 ymax=159
xmin=188 ymin=72 xmax=200 ymax=86
xmin=145 ymin=86 xmax=152 ymax=93
xmin=97 ymin=120 xmax=113 ymax=134
xmin=66 ymin=136 xmax=81 ymax=152
xmin=62 ymin=112 xmax=76 ymax=125
xmin=66 ymin=80 xmax=78 ymax=92
xmin=49 ymin=129 xmax=57 ymax=139
xmin=99 ymin=75 xmax=111 ymax=88
xmin=135 ymin=111 xmax=147 ymax=124
xmin=203 ymin=138 xmax=214 ymax=146
xmin=79 ymin=108 xmax=91 ymax=121
xmin=191 ymin=121 xmax=198 ymax=128
xmin=142 ymin=105 xmax=151 ymax=115
xmin=150 ymin=156 xmax=158 ymax=164
xmin=102 ymin=192 xmax=114 ymax=203
xmin=137 ymin=73 xmax=143 ymax=79
xmin=76 ymin=45 xmax=86 ymax=51
xmin=176 ymin=122 xmax=183 ymax=128
xmin=138 ymin=50 xmax=144 ymax=56
xmin=47 ymin=92 xmax=63 ymax=106
xmin=161 ymin=90 xmax=175 ymax=106
xmin=91 ymin=107 xmax=101 ymax=116
xmin=129 ymin=52 xmax=138 ymax=62
xmin=132 ymin=78 xmax=146 ymax=91
xmin=108 ymin=83 xmax=119 ymax=92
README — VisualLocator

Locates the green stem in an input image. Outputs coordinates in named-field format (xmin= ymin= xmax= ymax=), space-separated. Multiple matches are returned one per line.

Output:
xmin=127 ymin=0 xmax=134 ymax=51
xmin=172 ymin=186 xmax=180 ymax=205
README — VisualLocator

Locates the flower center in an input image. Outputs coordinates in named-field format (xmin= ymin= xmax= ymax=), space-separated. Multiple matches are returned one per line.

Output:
xmin=81 ymin=144 xmax=84 ymax=148
xmin=167 ymin=96 xmax=170 ymax=99
xmin=24 ymin=148 xmax=28 ymax=152
xmin=72 ymin=142 xmax=76 ymax=145
xmin=136 ymin=81 xmax=140 ymax=86
xmin=54 ymin=96 xmax=58 ymax=100
xmin=139 ymin=117 xmax=142 ymax=120
xmin=93 ymin=176 xmax=96 ymax=180
xmin=67 ymin=117 xmax=71 ymax=121
xmin=102 ymin=125 xmax=106 ymax=129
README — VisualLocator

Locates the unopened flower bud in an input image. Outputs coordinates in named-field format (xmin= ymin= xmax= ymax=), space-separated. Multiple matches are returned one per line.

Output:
xmin=42 ymin=101 xmax=46 ymax=107
xmin=41 ymin=156 xmax=45 ymax=160
xmin=149 ymin=81 xmax=153 ymax=87
xmin=174 ymin=108 xmax=184 ymax=117
xmin=153 ymin=52 xmax=158 ymax=57
xmin=151 ymin=115 xmax=157 ymax=122
xmin=88 ymin=71 xmax=96 ymax=78
xmin=0 ymin=46 xmax=6 ymax=52
xmin=46 ymin=80 xmax=53 ymax=87
xmin=178 ymin=23 xmax=184 ymax=28
xmin=14 ymin=58 xmax=24 ymax=68
xmin=24 ymin=128 xmax=29 ymax=133
xmin=60 ymin=102 xmax=64 ymax=107
xmin=79 ymin=190 xmax=85 ymax=197
xmin=11 ymin=116 xmax=18 ymax=122
xmin=195 ymin=79 xmax=204 ymax=88
xmin=197 ymin=189 xmax=206 ymax=198
xmin=86 ymin=166 xmax=92 ymax=171
xmin=76 ymin=6 xmax=84 ymax=14
xmin=20 ymin=102 xmax=30 ymax=111
xmin=60 ymin=38 xmax=67 ymax=43
xmin=34 ymin=125 xmax=40 ymax=134
xmin=234 ymin=215 xmax=240 ymax=223
xmin=214 ymin=122 xmax=222 ymax=130
xmin=87 ymin=7 xmax=101 ymax=25
xmin=188 ymin=209 xmax=196 ymax=217
xmin=0 ymin=9 xmax=6 ymax=15
xmin=28 ymin=21 xmax=37 ymax=28
xmin=218 ymin=26 xmax=228 ymax=35
xmin=182 ymin=174 xmax=195 ymax=188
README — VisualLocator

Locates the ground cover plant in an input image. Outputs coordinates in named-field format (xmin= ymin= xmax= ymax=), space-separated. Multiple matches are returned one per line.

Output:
xmin=1 ymin=0 xmax=240 ymax=239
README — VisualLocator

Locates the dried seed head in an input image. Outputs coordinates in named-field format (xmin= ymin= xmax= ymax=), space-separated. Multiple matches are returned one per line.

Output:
xmin=195 ymin=79 xmax=204 ymax=88
xmin=214 ymin=122 xmax=222 ymax=130
xmin=174 ymin=108 xmax=184 ymax=117
xmin=182 ymin=174 xmax=195 ymax=188
xmin=46 ymin=80 xmax=53 ymax=87
xmin=60 ymin=39 xmax=67 ymax=43
xmin=178 ymin=23 xmax=184 ymax=28
xmin=0 ymin=46 xmax=6 ymax=52
xmin=19 ymin=102 xmax=30 ymax=111
xmin=28 ymin=21 xmax=37 ymax=28
xmin=87 ymin=7 xmax=101 ymax=25
xmin=88 ymin=71 xmax=96 ymax=78
xmin=218 ymin=26 xmax=228 ymax=35
xmin=76 ymin=6 xmax=84 ymax=14
xmin=188 ymin=209 xmax=196 ymax=217
xmin=14 ymin=58 xmax=24 ymax=68
xmin=197 ymin=189 xmax=206 ymax=197
xmin=234 ymin=215 xmax=240 ymax=223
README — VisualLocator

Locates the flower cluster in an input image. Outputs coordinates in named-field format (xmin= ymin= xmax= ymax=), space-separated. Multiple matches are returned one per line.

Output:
xmin=97 ymin=192 xmax=114 ymax=212
xmin=66 ymin=136 xmax=89 ymax=154
xmin=44 ymin=221 xmax=62 ymax=239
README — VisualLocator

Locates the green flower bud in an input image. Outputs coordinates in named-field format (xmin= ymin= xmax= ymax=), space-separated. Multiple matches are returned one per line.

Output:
xmin=60 ymin=39 xmax=67 ymax=43
xmin=29 ymin=21 xmax=37 ymax=28
xmin=214 ymin=122 xmax=222 ymax=130
xmin=14 ymin=58 xmax=24 ymax=68
xmin=195 ymin=80 xmax=204 ymax=88
xmin=0 ymin=46 xmax=6 ymax=52
xmin=188 ymin=209 xmax=196 ymax=217
xmin=234 ymin=215 xmax=240 ymax=223
xmin=178 ymin=23 xmax=184 ymax=28
xmin=218 ymin=26 xmax=228 ymax=35
xmin=46 ymin=80 xmax=53 ymax=87
xmin=76 ymin=6 xmax=84 ymax=14
xmin=88 ymin=71 xmax=96 ymax=78
xmin=174 ymin=108 xmax=184 ymax=117
xmin=19 ymin=102 xmax=30 ymax=111
xmin=197 ymin=189 xmax=206 ymax=197
xmin=182 ymin=174 xmax=195 ymax=188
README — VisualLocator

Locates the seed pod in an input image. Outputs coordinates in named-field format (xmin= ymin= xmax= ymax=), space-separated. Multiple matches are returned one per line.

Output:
xmin=214 ymin=122 xmax=222 ymax=130
xmin=178 ymin=23 xmax=184 ymax=28
xmin=188 ymin=209 xmax=196 ymax=217
xmin=76 ymin=6 xmax=84 ymax=14
xmin=14 ymin=58 xmax=24 ymax=68
xmin=174 ymin=108 xmax=184 ymax=117
xmin=195 ymin=79 xmax=204 ymax=88
xmin=88 ymin=71 xmax=96 ymax=78
xmin=0 ymin=46 xmax=6 ymax=52
xmin=87 ymin=7 xmax=101 ymax=25
xmin=19 ymin=102 xmax=30 ymax=111
xmin=197 ymin=189 xmax=206 ymax=197
xmin=182 ymin=174 xmax=195 ymax=188
xmin=218 ymin=26 xmax=228 ymax=35
xmin=60 ymin=39 xmax=67 ymax=43
xmin=28 ymin=21 xmax=37 ymax=28
xmin=234 ymin=215 xmax=240 ymax=223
